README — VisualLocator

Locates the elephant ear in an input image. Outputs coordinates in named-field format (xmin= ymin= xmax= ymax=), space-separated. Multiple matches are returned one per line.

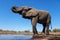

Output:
xmin=26 ymin=9 xmax=38 ymax=17
xmin=31 ymin=11 xmax=38 ymax=17
xmin=28 ymin=7 xmax=32 ymax=11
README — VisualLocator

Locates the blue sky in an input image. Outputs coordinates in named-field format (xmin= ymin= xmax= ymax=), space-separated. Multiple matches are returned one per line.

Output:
xmin=0 ymin=0 xmax=60 ymax=32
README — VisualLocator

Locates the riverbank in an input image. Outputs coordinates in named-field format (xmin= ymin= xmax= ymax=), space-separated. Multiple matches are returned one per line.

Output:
xmin=0 ymin=30 xmax=60 ymax=40
xmin=0 ymin=30 xmax=32 ymax=35
xmin=0 ymin=30 xmax=60 ymax=35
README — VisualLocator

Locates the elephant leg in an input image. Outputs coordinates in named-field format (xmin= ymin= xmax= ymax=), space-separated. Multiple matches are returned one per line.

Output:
xmin=42 ymin=24 xmax=45 ymax=33
xmin=31 ymin=17 xmax=38 ymax=35
xmin=46 ymin=15 xmax=50 ymax=35
xmin=45 ymin=24 xmax=49 ymax=35
xmin=45 ymin=26 xmax=47 ymax=35
xmin=46 ymin=25 xmax=49 ymax=35
xmin=42 ymin=24 xmax=49 ymax=35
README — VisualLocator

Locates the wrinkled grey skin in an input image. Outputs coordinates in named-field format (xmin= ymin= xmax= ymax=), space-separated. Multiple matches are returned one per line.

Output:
xmin=11 ymin=6 xmax=51 ymax=35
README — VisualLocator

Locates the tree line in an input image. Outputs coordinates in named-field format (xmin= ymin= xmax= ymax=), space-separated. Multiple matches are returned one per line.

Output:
xmin=0 ymin=29 xmax=60 ymax=33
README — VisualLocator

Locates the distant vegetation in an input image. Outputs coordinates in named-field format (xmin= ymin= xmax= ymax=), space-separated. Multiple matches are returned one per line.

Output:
xmin=49 ymin=29 xmax=60 ymax=32
xmin=24 ymin=30 xmax=30 ymax=32
xmin=49 ymin=29 xmax=51 ymax=32
xmin=53 ymin=29 xmax=60 ymax=32
xmin=0 ymin=29 xmax=21 ymax=34
xmin=0 ymin=29 xmax=31 ymax=34
xmin=0 ymin=29 xmax=60 ymax=34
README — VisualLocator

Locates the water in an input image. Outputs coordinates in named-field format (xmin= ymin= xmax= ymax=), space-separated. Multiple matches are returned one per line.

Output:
xmin=0 ymin=34 xmax=32 ymax=40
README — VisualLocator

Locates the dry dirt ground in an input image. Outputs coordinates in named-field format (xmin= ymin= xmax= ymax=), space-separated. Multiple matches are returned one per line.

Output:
xmin=30 ymin=32 xmax=60 ymax=40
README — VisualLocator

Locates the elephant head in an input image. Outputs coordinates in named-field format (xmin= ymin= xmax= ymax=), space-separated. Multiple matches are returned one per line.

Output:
xmin=11 ymin=6 xmax=38 ymax=19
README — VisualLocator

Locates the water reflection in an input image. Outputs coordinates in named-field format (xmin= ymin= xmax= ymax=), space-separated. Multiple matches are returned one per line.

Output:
xmin=0 ymin=34 xmax=32 ymax=40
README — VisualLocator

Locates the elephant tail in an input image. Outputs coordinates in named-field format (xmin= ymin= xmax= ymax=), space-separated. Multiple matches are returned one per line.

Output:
xmin=50 ymin=22 xmax=52 ymax=30
xmin=49 ymin=13 xmax=52 ymax=30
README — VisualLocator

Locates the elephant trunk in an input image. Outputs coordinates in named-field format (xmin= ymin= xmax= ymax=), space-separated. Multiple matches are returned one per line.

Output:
xmin=12 ymin=6 xmax=22 ymax=13
xmin=12 ymin=6 xmax=18 ymax=13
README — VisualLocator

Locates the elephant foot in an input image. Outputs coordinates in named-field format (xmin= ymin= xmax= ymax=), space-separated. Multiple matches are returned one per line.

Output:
xmin=33 ymin=34 xmax=39 ymax=38
xmin=33 ymin=32 xmax=38 ymax=36
xmin=46 ymin=32 xmax=49 ymax=35
xmin=33 ymin=33 xmax=38 ymax=35
xmin=33 ymin=31 xmax=38 ymax=35
xmin=44 ymin=32 xmax=49 ymax=36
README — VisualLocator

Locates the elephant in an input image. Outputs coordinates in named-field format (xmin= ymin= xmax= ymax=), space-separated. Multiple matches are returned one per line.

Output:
xmin=11 ymin=6 xmax=51 ymax=35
